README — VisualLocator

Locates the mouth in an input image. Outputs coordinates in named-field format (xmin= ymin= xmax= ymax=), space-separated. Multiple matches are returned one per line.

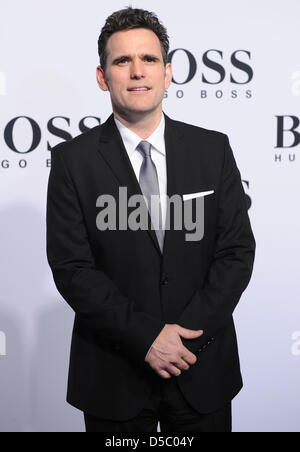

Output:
xmin=127 ymin=87 xmax=151 ymax=93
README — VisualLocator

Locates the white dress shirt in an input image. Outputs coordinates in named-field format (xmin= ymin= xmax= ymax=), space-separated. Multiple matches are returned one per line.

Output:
xmin=114 ymin=113 xmax=167 ymax=362
xmin=114 ymin=113 xmax=167 ymax=231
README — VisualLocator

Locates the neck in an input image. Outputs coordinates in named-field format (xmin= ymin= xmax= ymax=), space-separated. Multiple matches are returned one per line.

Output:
xmin=113 ymin=109 xmax=162 ymax=140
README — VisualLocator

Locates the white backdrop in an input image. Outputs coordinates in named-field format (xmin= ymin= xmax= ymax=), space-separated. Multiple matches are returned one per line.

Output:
xmin=0 ymin=0 xmax=299 ymax=432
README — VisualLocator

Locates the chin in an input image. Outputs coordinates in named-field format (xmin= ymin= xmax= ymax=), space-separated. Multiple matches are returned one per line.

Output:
xmin=127 ymin=103 xmax=160 ymax=115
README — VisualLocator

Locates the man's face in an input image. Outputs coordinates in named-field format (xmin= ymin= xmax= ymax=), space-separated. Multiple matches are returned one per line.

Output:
xmin=96 ymin=28 xmax=172 ymax=119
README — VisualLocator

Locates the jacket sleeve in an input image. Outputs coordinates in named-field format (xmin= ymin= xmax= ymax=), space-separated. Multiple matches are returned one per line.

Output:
xmin=46 ymin=145 xmax=165 ymax=363
xmin=179 ymin=134 xmax=256 ymax=352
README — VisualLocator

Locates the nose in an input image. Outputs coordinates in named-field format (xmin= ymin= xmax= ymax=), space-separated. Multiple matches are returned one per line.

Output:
xmin=130 ymin=59 xmax=144 ymax=79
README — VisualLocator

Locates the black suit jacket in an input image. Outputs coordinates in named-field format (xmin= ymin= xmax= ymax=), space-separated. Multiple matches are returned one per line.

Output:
xmin=46 ymin=113 xmax=255 ymax=421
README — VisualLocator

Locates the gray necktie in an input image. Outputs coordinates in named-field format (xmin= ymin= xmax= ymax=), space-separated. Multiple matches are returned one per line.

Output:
xmin=137 ymin=141 xmax=164 ymax=252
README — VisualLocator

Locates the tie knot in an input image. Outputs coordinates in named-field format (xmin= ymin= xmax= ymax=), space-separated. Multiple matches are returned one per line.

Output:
xmin=137 ymin=141 xmax=152 ymax=158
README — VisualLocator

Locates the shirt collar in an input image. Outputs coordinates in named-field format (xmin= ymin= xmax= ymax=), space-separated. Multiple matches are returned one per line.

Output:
xmin=114 ymin=113 xmax=165 ymax=158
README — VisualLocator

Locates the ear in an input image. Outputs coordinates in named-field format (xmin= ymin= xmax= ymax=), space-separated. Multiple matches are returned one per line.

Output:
xmin=164 ymin=62 xmax=172 ymax=90
xmin=96 ymin=66 xmax=109 ymax=91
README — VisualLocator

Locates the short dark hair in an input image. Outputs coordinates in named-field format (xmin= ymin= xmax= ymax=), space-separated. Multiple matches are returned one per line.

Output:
xmin=98 ymin=7 xmax=169 ymax=70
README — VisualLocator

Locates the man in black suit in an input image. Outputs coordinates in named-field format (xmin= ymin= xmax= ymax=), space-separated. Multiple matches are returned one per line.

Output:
xmin=46 ymin=7 xmax=255 ymax=432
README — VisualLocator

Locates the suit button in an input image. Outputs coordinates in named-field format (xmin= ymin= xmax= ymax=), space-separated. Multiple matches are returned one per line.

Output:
xmin=161 ymin=275 xmax=169 ymax=285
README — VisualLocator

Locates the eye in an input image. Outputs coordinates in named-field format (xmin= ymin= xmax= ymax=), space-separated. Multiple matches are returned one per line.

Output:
xmin=117 ymin=57 xmax=129 ymax=64
xmin=144 ymin=56 xmax=156 ymax=63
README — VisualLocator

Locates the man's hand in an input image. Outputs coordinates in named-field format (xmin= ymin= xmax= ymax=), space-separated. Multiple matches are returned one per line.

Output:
xmin=145 ymin=324 xmax=203 ymax=379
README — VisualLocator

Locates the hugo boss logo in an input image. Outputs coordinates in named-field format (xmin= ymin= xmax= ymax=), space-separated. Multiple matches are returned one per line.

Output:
xmin=168 ymin=49 xmax=254 ymax=85
xmin=274 ymin=115 xmax=300 ymax=163
xmin=165 ymin=49 xmax=253 ymax=100
xmin=3 ymin=116 xmax=101 ymax=153
xmin=0 ymin=116 xmax=101 ymax=169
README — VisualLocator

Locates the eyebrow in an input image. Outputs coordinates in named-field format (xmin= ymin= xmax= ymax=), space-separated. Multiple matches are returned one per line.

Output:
xmin=112 ymin=54 xmax=160 ymax=64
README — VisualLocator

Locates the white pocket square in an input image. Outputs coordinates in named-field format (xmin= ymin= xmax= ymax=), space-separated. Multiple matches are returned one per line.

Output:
xmin=182 ymin=190 xmax=214 ymax=202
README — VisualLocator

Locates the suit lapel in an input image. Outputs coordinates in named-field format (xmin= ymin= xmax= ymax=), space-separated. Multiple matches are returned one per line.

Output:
xmin=163 ymin=114 xmax=191 ymax=256
xmin=97 ymin=113 xmax=191 ymax=258
xmin=97 ymin=114 xmax=162 ymax=256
